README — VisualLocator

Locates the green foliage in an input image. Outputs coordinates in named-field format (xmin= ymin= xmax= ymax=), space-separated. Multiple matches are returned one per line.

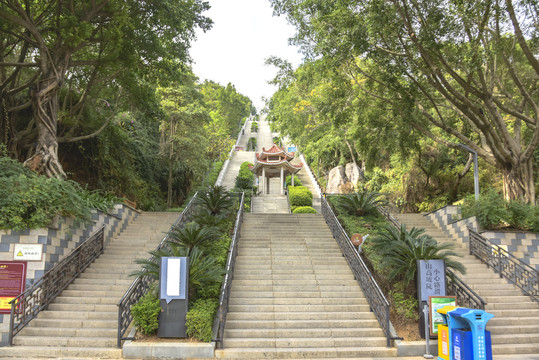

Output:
xmin=251 ymin=121 xmax=258 ymax=132
xmin=131 ymin=290 xmax=161 ymax=336
xmin=288 ymin=186 xmax=313 ymax=207
xmin=370 ymin=225 xmax=465 ymax=286
xmin=247 ymin=137 xmax=257 ymax=151
xmin=0 ymin=157 xmax=33 ymax=178
xmin=208 ymin=162 xmax=224 ymax=186
xmin=336 ymin=190 xmax=387 ymax=217
xmin=186 ymin=298 xmax=218 ymax=342
xmin=292 ymin=206 xmax=317 ymax=214
xmin=390 ymin=287 xmax=419 ymax=321
xmin=195 ymin=185 xmax=233 ymax=216
xmin=167 ymin=222 xmax=218 ymax=255
xmin=461 ymin=189 xmax=538 ymax=230
xmin=0 ymin=169 xmax=116 ymax=230
xmin=235 ymin=162 xmax=255 ymax=190
xmin=285 ymin=174 xmax=302 ymax=187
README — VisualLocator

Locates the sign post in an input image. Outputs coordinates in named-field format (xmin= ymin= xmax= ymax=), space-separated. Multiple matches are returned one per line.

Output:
xmin=417 ymin=259 xmax=446 ymax=339
xmin=0 ymin=261 xmax=27 ymax=314
xmin=158 ymin=257 xmax=189 ymax=338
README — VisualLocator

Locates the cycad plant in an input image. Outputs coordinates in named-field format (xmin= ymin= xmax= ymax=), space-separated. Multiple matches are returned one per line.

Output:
xmin=336 ymin=189 xmax=387 ymax=216
xmin=167 ymin=222 xmax=218 ymax=256
xmin=132 ymin=244 xmax=224 ymax=299
xmin=370 ymin=224 xmax=466 ymax=285
xmin=192 ymin=208 xmax=229 ymax=231
xmin=195 ymin=185 xmax=233 ymax=216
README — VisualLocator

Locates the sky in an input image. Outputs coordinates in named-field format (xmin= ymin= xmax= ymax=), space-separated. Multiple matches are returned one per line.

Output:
xmin=189 ymin=0 xmax=303 ymax=111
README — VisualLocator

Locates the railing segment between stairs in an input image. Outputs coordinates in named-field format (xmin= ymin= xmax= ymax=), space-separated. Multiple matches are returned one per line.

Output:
xmin=116 ymin=193 xmax=199 ymax=347
xmin=469 ymin=228 xmax=538 ymax=302
xmin=213 ymin=192 xmax=245 ymax=348
xmin=9 ymin=225 xmax=105 ymax=345
xmin=320 ymin=196 xmax=393 ymax=347
xmin=375 ymin=205 xmax=487 ymax=310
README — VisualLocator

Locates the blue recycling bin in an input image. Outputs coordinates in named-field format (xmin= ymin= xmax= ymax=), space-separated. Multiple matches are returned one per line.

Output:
xmin=436 ymin=306 xmax=494 ymax=360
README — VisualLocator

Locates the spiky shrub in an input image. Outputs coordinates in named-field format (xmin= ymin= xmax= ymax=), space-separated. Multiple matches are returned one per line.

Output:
xmin=195 ymin=185 xmax=233 ymax=216
xmin=167 ymin=222 xmax=218 ymax=255
xmin=370 ymin=225 xmax=466 ymax=286
xmin=335 ymin=189 xmax=387 ymax=217
xmin=132 ymin=245 xmax=224 ymax=300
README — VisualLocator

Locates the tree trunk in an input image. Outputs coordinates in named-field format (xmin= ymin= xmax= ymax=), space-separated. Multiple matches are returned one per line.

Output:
xmin=502 ymin=158 xmax=535 ymax=204
xmin=167 ymin=156 xmax=173 ymax=208
xmin=23 ymin=77 xmax=66 ymax=178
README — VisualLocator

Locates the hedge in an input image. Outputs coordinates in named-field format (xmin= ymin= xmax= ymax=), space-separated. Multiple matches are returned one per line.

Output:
xmin=289 ymin=186 xmax=313 ymax=207
xmin=293 ymin=206 xmax=317 ymax=214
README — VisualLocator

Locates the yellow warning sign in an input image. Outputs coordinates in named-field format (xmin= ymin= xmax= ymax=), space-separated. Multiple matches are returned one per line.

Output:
xmin=16 ymin=251 xmax=23 ymax=257
xmin=12 ymin=244 xmax=42 ymax=261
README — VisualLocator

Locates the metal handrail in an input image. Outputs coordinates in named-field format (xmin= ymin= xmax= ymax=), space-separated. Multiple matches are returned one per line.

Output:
xmin=320 ymin=196 xmax=393 ymax=347
xmin=469 ymin=228 xmax=538 ymax=302
xmin=446 ymin=269 xmax=486 ymax=309
xmin=9 ymin=226 xmax=105 ymax=345
xmin=116 ymin=193 xmax=199 ymax=347
xmin=374 ymin=203 xmax=488 ymax=309
xmin=212 ymin=192 xmax=245 ymax=347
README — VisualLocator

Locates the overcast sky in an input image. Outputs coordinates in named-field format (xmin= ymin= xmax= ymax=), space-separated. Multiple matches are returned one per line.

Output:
xmin=189 ymin=0 xmax=303 ymax=111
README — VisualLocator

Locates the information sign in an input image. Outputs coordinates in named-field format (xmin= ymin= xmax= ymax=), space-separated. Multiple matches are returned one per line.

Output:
xmin=13 ymin=244 xmax=43 ymax=261
xmin=417 ymin=259 xmax=446 ymax=302
xmin=0 ymin=261 xmax=26 ymax=313
xmin=429 ymin=295 xmax=457 ymax=336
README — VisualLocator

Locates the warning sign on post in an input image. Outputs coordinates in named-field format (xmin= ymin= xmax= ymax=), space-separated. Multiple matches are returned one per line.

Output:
xmin=13 ymin=244 xmax=43 ymax=261
xmin=0 ymin=261 xmax=27 ymax=314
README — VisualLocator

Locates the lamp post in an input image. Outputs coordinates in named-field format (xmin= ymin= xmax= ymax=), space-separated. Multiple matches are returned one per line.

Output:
xmin=458 ymin=144 xmax=480 ymax=200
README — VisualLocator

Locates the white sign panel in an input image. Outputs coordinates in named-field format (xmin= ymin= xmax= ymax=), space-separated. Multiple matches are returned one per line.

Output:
xmin=166 ymin=258 xmax=181 ymax=297
xmin=13 ymin=244 xmax=43 ymax=261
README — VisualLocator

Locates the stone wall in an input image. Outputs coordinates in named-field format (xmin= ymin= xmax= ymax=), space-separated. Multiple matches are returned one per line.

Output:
xmin=425 ymin=205 xmax=479 ymax=245
xmin=0 ymin=204 xmax=138 ymax=344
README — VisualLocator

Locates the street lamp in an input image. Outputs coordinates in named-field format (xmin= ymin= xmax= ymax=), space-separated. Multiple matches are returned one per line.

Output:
xmin=458 ymin=144 xmax=479 ymax=200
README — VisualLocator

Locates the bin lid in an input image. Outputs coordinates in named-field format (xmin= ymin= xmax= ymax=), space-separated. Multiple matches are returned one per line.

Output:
xmin=449 ymin=308 xmax=471 ymax=318
xmin=436 ymin=305 xmax=458 ymax=315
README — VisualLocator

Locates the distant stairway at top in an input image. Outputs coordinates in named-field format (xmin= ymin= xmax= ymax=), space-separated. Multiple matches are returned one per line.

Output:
xmin=0 ymin=212 xmax=180 ymax=359
xmin=396 ymin=213 xmax=539 ymax=357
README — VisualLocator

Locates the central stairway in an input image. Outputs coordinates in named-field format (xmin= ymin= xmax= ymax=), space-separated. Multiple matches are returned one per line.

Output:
xmin=216 ymin=213 xmax=396 ymax=359
xmin=0 ymin=211 xmax=180 ymax=359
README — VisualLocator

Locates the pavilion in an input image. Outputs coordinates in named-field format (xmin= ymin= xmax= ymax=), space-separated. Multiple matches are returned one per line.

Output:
xmin=249 ymin=144 xmax=303 ymax=195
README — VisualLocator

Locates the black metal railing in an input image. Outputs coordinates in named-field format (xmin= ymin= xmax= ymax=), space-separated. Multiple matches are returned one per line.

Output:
xmin=213 ymin=192 xmax=245 ymax=347
xmin=446 ymin=269 xmax=486 ymax=309
xmin=9 ymin=226 xmax=105 ymax=345
xmin=469 ymin=228 xmax=538 ymax=302
xmin=320 ymin=196 xmax=392 ymax=347
xmin=116 ymin=193 xmax=199 ymax=347
xmin=374 ymin=204 xmax=488 ymax=309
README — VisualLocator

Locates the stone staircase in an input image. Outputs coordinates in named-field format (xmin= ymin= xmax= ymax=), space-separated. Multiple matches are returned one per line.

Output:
xmin=251 ymin=195 xmax=289 ymax=214
xmin=0 ymin=211 xmax=180 ymax=359
xmin=396 ymin=213 xmax=539 ymax=357
xmin=216 ymin=213 xmax=396 ymax=359
xmin=221 ymin=151 xmax=256 ymax=191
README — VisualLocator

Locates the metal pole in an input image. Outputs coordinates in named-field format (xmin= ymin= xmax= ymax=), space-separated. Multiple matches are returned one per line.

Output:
xmin=459 ymin=144 xmax=480 ymax=200
xmin=423 ymin=304 xmax=433 ymax=359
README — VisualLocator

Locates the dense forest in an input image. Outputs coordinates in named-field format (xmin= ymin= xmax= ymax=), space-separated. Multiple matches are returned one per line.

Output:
xmin=267 ymin=0 xmax=539 ymax=210
xmin=0 ymin=1 xmax=254 ymax=210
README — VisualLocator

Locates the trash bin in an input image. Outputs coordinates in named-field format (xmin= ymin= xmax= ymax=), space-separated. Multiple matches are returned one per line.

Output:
xmin=436 ymin=306 xmax=494 ymax=360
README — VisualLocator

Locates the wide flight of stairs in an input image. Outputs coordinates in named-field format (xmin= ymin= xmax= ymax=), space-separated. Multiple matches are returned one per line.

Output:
xmin=216 ymin=213 xmax=396 ymax=359
xmin=396 ymin=213 xmax=539 ymax=357
xmin=0 ymin=212 xmax=180 ymax=359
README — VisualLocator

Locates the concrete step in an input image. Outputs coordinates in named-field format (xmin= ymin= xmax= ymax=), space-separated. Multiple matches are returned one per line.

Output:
xmin=0 ymin=346 xmax=122 ymax=359
xmin=13 ymin=335 xmax=116 ymax=347
xmin=224 ymin=327 xmax=385 ymax=339
xmin=223 ymin=337 xmax=388 ymax=348
xmin=216 ymin=347 xmax=397 ymax=358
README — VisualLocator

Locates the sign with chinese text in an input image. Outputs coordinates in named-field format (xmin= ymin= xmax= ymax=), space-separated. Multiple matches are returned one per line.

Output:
xmin=0 ymin=261 xmax=26 ymax=313
xmin=417 ymin=259 xmax=446 ymax=303
xmin=13 ymin=244 xmax=43 ymax=261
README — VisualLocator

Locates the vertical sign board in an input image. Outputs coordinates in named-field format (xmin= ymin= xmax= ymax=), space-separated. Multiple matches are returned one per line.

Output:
xmin=0 ymin=261 xmax=27 ymax=314
xmin=417 ymin=259 xmax=446 ymax=303
xmin=158 ymin=257 xmax=189 ymax=338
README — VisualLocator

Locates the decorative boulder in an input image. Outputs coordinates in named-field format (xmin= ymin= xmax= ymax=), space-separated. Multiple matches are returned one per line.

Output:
xmin=345 ymin=163 xmax=363 ymax=188
xmin=326 ymin=166 xmax=347 ymax=194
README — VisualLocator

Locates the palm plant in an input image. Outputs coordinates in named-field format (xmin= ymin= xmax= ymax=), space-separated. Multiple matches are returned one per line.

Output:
xmin=370 ymin=224 xmax=466 ymax=285
xmin=132 ymin=244 xmax=224 ymax=299
xmin=336 ymin=189 xmax=387 ymax=216
xmin=195 ymin=185 xmax=233 ymax=216
xmin=192 ymin=208 xmax=229 ymax=231
xmin=167 ymin=222 xmax=218 ymax=255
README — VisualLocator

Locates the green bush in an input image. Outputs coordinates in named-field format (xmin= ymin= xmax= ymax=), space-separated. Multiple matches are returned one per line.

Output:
xmin=208 ymin=161 xmax=224 ymax=186
xmin=335 ymin=190 xmax=387 ymax=217
xmin=131 ymin=291 xmax=161 ymax=336
xmin=288 ymin=186 xmax=313 ymax=207
xmin=235 ymin=162 xmax=254 ymax=189
xmin=506 ymin=201 xmax=535 ymax=231
xmin=186 ymin=298 xmax=219 ymax=342
xmin=390 ymin=287 xmax=419 ymax=321
xmin=250 ymin=121 xmax=258 ymax=132
xmin=461 ymin=190 xmax=509 ymax=229
xmin=0 ymin=157 xmax=33 ymax=178
xmin=285 ymin=174 xmax=302 ymax=187
xmin=247 ymin=137 xmax=257 ymax=151
xmin=292 ymin=206 xmax=317 ymax=214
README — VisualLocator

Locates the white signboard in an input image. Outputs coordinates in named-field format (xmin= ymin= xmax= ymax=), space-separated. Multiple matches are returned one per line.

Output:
xmin=166 ymin=258 xmax=181 ymax=297
xmin=13 ymin=244 xmax=43 ymax=261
